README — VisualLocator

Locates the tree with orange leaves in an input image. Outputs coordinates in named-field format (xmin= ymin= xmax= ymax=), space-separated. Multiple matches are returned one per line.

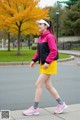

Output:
xmin=0 ymin=0 xmax=48 ymax=55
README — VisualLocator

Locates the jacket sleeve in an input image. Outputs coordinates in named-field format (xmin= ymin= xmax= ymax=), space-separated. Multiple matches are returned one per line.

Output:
xmin=32 ymin=50 xmax=38 ymax=62
xmin=45 ymin=35 xmax=58 ymax=64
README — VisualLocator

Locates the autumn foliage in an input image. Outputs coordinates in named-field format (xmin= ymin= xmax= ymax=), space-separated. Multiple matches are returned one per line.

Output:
xmin=0 ymin=0 xmax=48 ymax=54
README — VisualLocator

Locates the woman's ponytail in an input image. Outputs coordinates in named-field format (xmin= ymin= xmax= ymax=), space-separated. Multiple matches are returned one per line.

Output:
xmin=49 ymin=20 xmax=54 ymax=33
xmin=43 ymin=18 xmax=57 ymax=43
xmin=43 ymin=19 xmax=54 ymax=34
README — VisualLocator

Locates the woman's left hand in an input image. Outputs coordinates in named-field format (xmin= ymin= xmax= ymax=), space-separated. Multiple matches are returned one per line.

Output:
xmin=44 ymin=63 xmax=49 ymax=69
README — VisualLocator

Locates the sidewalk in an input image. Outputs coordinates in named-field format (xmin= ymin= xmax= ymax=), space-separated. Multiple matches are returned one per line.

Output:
xmin=59 ymin=50 xmax=80 ymax=66
xmin=59 ymin=50 xmax=80 ymax=57
xmin=0 ymin=104 xmax=80 ymax=120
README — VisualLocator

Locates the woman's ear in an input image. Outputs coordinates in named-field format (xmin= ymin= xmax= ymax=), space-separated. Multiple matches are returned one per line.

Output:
xmin=44 ymin=24 xmax=48 ymax=29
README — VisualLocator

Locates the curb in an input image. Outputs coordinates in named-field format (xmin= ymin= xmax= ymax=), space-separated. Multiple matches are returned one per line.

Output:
xmin=0 ymin=56 xmax=75 ymax=66
xmin=77 ymin=62 xmax=80 ymax=66
xmin=0 ymin=62 xmax=30 ymax=66
xmin=58 ymin=55 xmax=75 ymax=62
xmin=59 ymin=51 xmax=80 ymax=58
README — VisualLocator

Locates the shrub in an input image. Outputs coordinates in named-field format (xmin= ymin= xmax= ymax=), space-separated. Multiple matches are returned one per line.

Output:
xmin=31 ymin=44 xmax=37 ymax=50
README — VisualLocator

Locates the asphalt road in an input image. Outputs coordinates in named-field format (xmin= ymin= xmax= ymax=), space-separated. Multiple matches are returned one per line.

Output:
xmin=0 ymin=63 xmax=80 ymax=110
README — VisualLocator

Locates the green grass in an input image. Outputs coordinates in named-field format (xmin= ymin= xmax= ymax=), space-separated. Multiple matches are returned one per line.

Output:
xmin=72 ymin=47 xmax=80 ymax=51
xmin=59 ymin=53 xmax=70 ymax=59
xmin=0 ymin=49 xmax=70 ymax=62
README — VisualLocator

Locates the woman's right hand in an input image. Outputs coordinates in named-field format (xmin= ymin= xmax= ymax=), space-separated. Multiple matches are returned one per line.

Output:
xmin=30 ymin=61 xmax=35 ymax=68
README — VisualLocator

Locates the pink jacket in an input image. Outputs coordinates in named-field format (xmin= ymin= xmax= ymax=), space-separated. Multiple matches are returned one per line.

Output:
xmin=32 ymin=30 xmax=58 ymax=64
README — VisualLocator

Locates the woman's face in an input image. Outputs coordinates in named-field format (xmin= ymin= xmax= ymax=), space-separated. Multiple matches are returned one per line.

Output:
xmin=38 ymin=23 xmax=47 ymax=33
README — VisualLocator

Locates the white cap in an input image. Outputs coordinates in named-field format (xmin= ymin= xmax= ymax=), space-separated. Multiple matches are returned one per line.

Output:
xmin=36 ymin=19 xmax=50 ymax=27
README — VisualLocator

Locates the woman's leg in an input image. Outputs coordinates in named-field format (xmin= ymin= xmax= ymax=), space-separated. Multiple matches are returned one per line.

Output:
xmin=22 ymin=75 xmax=68 ymax=115
xmin=45 ymin=78 xmax=60 ymax=100
xmin=22 ymin=74 xmax=50 ymax=115
xmin=33 ymin=74 xmax=50 ymax=109
xmin=45 ymin=78 xmax=68 ymax=114
xmin=34 ymin=74 xmax=50 ymax=102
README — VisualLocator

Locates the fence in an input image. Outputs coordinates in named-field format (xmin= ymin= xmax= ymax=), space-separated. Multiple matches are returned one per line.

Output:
xmin=58 ymin=36 xmax=80 ymax=50
xmin=58 ymin=36 xmax=80 ymax=43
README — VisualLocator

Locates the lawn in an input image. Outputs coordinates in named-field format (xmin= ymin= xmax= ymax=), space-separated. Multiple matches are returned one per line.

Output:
xmin=0 ymin=49 xmax=70 ymax=62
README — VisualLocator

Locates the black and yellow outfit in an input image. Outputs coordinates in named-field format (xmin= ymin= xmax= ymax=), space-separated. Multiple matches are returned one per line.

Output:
xmin=32 ymin=30 xmax=58 ymax=74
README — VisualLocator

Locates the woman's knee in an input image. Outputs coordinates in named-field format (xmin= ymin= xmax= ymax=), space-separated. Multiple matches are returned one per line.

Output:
xmin=45 ymin=83 xmax=51 ymax=90
xmin=35 ymin=82 xmax=42 ymax=89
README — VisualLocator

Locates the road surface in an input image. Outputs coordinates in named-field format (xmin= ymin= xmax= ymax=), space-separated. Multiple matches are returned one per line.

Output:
xmin=0 ymin=61 xmax=80 ymax=110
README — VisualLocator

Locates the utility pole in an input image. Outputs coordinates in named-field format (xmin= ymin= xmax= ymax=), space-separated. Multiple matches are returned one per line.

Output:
xmin=56 ymin=9 xmax=59 ymax=43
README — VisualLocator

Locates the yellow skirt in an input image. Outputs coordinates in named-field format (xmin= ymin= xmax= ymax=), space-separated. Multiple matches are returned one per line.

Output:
xmin=40 ymin=60 xmax=57 ymax=74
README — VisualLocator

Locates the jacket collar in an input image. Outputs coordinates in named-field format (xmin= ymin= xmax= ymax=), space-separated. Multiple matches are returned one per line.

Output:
xmin=40 ymin=30 xmax=51 ymax=38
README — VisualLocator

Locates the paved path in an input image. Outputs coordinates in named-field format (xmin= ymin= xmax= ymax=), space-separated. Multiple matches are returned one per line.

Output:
xmin=59 ymin=50 xmax=80 ymax=57
xmin=59 ymin=50 xmax=80 ymax=66
xmin=0 ymin=50 xmax=80 ymax=120
xmin=0 ymin=62 xmax=80 ymax=110
xmin=0 ymin=104 xmax=80 ymax=120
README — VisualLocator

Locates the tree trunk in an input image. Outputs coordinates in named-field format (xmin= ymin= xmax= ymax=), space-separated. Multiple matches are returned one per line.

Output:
xmin=17 ymin=29 xmax=21 ymax=55
xmin=7 ymin=32 xmax=10 ymax=51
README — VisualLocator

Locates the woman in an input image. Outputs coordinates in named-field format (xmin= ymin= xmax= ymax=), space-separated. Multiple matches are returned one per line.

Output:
xmin=22 ymin=19 xmax=68 ymax=115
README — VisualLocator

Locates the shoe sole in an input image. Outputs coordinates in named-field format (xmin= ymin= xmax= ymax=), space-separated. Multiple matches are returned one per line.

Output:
xmin=54 ymin=105 xmax=68 ymax=114
xmin=23 ymin=112 xmax=40 ymax=116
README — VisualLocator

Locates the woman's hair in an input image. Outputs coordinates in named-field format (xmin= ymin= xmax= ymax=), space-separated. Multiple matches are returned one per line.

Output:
xmin=43 ymin=18 xmax=54 ymax=33
xmin=43 ymin=18 xmax=58 ymax=44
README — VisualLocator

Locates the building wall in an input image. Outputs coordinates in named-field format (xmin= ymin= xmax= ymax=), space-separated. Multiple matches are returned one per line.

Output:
xmin=58 ymin=36 xmax=80 ymax=43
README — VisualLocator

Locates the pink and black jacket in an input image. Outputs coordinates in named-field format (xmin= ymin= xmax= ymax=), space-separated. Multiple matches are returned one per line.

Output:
xmin=32 ymin=30 xmax=58 ymax=64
